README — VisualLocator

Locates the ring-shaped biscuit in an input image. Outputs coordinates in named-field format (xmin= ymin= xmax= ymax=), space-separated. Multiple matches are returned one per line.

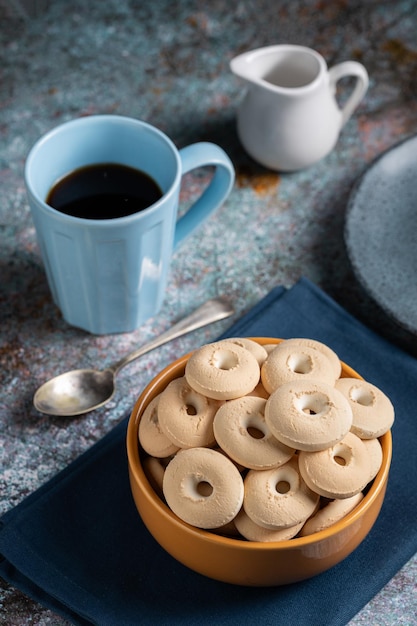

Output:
xmin=299 ymin=492 xmax=364 ymax=536
xmin=226 ymin=337 xmax=269 ymax=365
xmin=157 ymin=377 xmax=220 ymax=448
xmin=263 ymin=344 xmax=281 ymax=355
xmin=362 ymin=437 xmax=383 ymax=481
xmin=335 ymin=378 xmax=394 ymax=439
xmin=261 ymin=342 xmax=337 ymax=393
xmin=213 ymin=396 xmax=294 ymax=470
xmin=282 ymin=338 xmax=342 ymax=379
xmin=243 ymin=458 xmax=319 ymax=529
xmin=265 ymin=380 xmax=353 ymax=451
xmin=138 ymin=395 xmax=180 ymax=458
xmin=234 ymin=509 xmax=304 ymax=542
xmin=185 ymin=340 xmax=260 ymax=400
xmin=298 ymin=432 xmax=372 ymax=499
xmin=143 ymin=455 xmax=172 ymax=496
xmin=162 ymin=447 xmax=244 ymax=529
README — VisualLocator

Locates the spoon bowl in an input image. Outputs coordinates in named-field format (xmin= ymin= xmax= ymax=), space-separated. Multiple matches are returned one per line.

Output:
xmin=33 ymin=297 xmax=234 ymax=417
xmin=34 ymin=369 xmax=115 ymax=416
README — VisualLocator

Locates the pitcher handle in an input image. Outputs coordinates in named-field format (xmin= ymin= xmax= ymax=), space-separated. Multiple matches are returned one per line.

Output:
xmin=174 ymin=142 xmax=235 ymax=249
xmin=328 ymin=61 xmax=369 ymax=128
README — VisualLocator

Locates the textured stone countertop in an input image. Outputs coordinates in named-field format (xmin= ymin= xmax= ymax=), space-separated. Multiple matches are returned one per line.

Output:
xmin=1 ymin=0 xmax=417 ymax=624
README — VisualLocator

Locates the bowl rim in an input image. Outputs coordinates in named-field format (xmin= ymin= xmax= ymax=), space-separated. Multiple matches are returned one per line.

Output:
xmin=127 ymin=337 xmax=392 ymax=550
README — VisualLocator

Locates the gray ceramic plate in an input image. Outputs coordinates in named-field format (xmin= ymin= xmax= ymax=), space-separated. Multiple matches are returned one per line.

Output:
xmin=345 ymin=134 xmax=417 ymax=333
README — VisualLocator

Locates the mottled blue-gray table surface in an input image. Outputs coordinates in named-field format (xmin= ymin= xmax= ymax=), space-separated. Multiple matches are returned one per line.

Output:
xmin=1 ymin=0 xmax=417 ymax=624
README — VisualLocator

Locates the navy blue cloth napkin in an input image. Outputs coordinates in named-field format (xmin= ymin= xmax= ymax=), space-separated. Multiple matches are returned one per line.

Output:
xmin=1 ymin=277 xmax=416 ymax=626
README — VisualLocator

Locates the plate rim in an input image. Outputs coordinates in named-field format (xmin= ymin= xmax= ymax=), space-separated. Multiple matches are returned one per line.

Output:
xmin=344 ymin=132 xmax=417 ymax=334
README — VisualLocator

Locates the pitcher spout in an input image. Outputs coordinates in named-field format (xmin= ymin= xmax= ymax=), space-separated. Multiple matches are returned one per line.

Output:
xmin=230 ymin=49 xmax=256 ymax=83
xmin=230 ymin=47 xmax=278 ymax=87
xmin=230 ymin=44 xmax=325 ymax=91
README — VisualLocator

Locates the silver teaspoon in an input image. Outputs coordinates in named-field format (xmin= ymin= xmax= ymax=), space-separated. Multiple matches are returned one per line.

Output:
xmin=33 ymin=297 xmax=234 ymax=417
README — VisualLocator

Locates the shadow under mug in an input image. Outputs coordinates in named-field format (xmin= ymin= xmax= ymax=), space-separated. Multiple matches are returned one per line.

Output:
xmin=25 ymin=115 xmax=235 ymax=334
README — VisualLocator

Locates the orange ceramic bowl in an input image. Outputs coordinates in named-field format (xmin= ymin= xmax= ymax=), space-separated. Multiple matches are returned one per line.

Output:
xmin=126 ymin=338 xmax=392 ymax=586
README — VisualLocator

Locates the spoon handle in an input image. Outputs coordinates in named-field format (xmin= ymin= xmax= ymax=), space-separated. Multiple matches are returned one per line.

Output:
xmin=110 ymin=297 xmax=234 ymax=375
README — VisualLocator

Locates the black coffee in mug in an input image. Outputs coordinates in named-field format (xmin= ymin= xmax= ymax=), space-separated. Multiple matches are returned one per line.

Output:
xmin=46 ymin=163 xmax=163 ymax=219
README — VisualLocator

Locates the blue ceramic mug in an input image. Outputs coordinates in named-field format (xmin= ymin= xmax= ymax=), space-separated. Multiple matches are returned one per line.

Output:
xmin=25 ymin=115 xmax=235 ymax=334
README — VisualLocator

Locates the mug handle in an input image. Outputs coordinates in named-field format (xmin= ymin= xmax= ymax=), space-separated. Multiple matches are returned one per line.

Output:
xmin=328 ymin=61 xmax=369 ymax=128
xmin=174 ymin=142 xmax=235 ymax=249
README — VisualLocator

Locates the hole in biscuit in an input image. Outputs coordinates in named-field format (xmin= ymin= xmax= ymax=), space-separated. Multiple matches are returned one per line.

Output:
xmin=196 ymin=480 xmax=213 ymax=497
xmin=149 ymin=407 xmax=159 ymax=424
xmin=186 ymin=404 xmax=197 ymax=416
xmin=302 ymin=407 xmax=315 ymax=415
xmin=332 ymin=443 xmax=352 ymax=466
xmin=276 ymin=480 xmax=291 ymax=494
xmin=350 ymin=385 xmax=375 ymax=407
xmin=287 ymin=353 xmax=313 ymax=374
xmin=212 ymin=349 xmax=239 ymax=371
xmin=295 ymin=392 xmax=329 ymax=416
xmin=247 ymin=426 xmax=265 ymax=439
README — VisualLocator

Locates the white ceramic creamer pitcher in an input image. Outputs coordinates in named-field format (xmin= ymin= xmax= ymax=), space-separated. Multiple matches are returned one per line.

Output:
xmin=230 ymin=45 xmax=369 ymax=171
